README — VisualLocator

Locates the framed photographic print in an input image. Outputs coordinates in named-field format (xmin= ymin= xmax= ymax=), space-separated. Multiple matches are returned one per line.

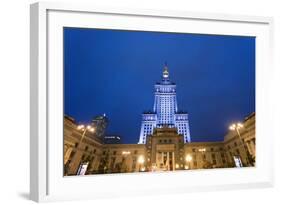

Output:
xmin=30 ymin=2 xmax=274 ymax=202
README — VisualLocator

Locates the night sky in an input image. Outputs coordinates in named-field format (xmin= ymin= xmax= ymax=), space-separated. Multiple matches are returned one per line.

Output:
xmin=64 ymin=27 xmax=255 ymax=144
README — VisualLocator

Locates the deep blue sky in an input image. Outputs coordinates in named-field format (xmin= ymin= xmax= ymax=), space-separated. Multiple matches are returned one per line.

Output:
xmin=64 ymin=27 xmax=255 ymax=144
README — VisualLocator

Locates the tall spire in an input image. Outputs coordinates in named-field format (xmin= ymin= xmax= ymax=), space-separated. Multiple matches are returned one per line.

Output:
xmin=163 ymin=62 xmax=169 ymax=79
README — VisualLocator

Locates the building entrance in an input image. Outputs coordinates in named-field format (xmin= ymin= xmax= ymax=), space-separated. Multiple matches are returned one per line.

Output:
xmin=156 ymin=151 xmax=175 ymax=171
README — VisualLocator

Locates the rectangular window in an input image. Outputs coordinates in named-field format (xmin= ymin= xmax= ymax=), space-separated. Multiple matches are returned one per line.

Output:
xmin=69 ymin=151 xmax=75 ymax=158
xmin=111 ymin=157 xmax=116 ymax=168
xmin=132 ymin=157 xmax=136 ymax=169
xmin=236 ymin=149 xmax=240 ymax=155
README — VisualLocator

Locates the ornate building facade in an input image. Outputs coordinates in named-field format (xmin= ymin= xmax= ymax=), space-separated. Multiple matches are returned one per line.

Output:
xmin=64 ymin=113 xmax=255 ymax=175
xmin=138 ymin=65 xmax=191 ymax=144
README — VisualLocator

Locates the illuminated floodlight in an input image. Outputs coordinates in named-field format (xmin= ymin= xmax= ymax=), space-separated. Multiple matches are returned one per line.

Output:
xmin=229 ymin=122 xmax=243 ymax=131
xmin=122 ymin=151 xmax=131 ymax=155
xmin=138 ymin=155 xmax=145 ymax=164
xmin=185 ymin=154 xmax=192 ymax=162
xmin=77 ymin=124 xmax=85 ymax=130
xmin=198 ymin=148 xmax=206 ymax=152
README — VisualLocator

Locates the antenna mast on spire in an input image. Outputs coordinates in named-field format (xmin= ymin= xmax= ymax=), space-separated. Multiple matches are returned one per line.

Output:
xmin=163 ymin=62 xmax=169 ymax=79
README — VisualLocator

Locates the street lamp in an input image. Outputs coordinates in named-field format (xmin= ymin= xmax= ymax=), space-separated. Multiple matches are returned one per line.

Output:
xmin=229 ymin=122 xmax=254 ymax=166
xmin=229 ymin=123 xmax=243 ymax=134
xmin=77 ymin=124 xmax=95 ymax=145
xmin=75 ymin=124 xmax=95 ymax=175
xmin=185 ymin=154 xmax=192 ymax=170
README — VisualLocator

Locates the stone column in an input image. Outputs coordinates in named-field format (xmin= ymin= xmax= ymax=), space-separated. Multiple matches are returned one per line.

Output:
xmin=172 ymin=152 xmax=175 ymax=171
xmin=64 ymin=147 xmax=73 ymax=164
xmin=161 ymin=152 xmax=164 ymax=168
xmin=166 ymin=152 xmax=170 ymax=170
xmin=250 ymin=139 xmax=256 ymax=157
xmin=245 ymin=141 xmax=253 ymax=155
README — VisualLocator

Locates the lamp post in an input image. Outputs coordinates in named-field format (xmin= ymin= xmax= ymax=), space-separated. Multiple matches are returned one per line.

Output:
xmin=77 ymin=124 xmax=95 ymax=145
xmin=229 ymin=122 xmax=254 ymax=166
xmin=229 ymin=123 xmax=243 ymax=140
xmin=185 ymin=154 xmax=192 ymax=170
xmin=75 ymin=124 xmax=95 ymax=175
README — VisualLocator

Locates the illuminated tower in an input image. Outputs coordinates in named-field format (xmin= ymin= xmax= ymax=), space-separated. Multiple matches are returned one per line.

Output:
xmin=138 ymin=64 xmax=191 ymax=144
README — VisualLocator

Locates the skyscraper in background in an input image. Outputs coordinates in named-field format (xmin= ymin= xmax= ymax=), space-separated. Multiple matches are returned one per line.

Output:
xmin=91 ymin=114 xmax=108 ymax=140
xmin=138 ymin=64 xmax=191 ymax=144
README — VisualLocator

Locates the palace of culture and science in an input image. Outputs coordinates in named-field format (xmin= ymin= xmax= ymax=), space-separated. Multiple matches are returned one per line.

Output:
xmin=63 ymin=65 xmax=256 ymax=176
xmin=138 ymin=64 xmax=191 ymax=144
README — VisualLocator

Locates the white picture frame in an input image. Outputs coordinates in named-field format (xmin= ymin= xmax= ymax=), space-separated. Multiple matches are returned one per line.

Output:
xmin=30 ymin=2 xmax=274 ymax=202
